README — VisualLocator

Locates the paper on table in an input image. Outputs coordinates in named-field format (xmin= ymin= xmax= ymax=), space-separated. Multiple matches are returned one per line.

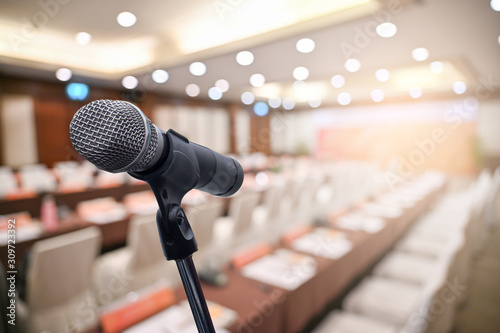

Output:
xmin=362 ymin=203 xmax=403 ymax=219
xmin=336 ymin=214 xmax=386 ymax=233
xmin=376 ymin=193 xmax=419 ymax=208
xmin=123 ymin=304 xmax=231 ymax=333
xmin=181 ymin=300 xmax=237 ymax=330
xmin=240 ymin=249 xmax=317 ymax=290
xmin=292 ymin=229 xmax=353 ymax=259
xmin=361 ymin=216 xmax=386 ymax=233
xmin=123 ymin=191 xmax=158 ymax=215
xmin=84 ymin=207 xmax=128 ymax=224
xmin=0 ymin=222 xmax=43 ymax=245
xmin=77 ymin=197 xmax=128 ymax=224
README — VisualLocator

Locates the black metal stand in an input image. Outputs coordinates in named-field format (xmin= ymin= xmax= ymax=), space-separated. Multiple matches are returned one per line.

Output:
xmin=154 ymin=204 xmax=216 ymax=333
xmin=128 ymin=130 xmax=241 ymax=333
xmin=177 ymin=257 xmax=215 ymax=332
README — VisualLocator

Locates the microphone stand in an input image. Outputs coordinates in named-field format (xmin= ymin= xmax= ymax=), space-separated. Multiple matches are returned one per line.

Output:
xmin=130 ymin=130 xmax=218 ymax=333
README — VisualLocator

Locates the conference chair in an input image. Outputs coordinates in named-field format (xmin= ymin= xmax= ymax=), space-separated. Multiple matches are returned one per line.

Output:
xmin=480 ymin=167 xmax=500 ymax=235
xmin=0 ymin=166 xmax=17 ymax=198
xmin=212 ymin=190 xmax=261 ymax=260
xmin=251 ymin=183 xmax=286 ymax=242
xmin=279 ymin=177 xmax=307 ymax=226
xmin=343 ymin=232 xmax=465 ymax=333
xmin=464 ymin=169 xmax=492 ymax=256
xmin=20 ymin=227 xmax=101 ymax=333
xmin=19 ymin=164 xmax=57 ymax=193
xmin=312 ymin=311 xmax=398 ymax=333
xmin=343 ymin=276 xmax=422 ymax=327
xmin=395 ymin=187 xmax=473 ymax=259
xmin=184 ymin=198 xmax=225 ymax=267
xmin=92 ymin=214 xmax=178 ymax=306
xmin=373 ymin=251 xmax=438 ymax=285
xmin=296 ymin=175 xmax=324 ymax=223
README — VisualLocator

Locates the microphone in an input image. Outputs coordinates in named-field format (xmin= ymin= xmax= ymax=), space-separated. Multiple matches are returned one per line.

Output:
xmin=69 ymin=99 xmax=243 ymax=198
xmin=71 ymin=100 xmax=236 ymax=332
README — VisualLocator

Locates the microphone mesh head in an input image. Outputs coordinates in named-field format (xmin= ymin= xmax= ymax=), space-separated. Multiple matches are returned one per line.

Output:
xmin=69 ymin=99 xmax=158 ymax=172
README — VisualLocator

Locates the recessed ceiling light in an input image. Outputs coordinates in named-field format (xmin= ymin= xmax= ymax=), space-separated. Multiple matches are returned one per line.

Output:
xmin=268 ymin=97 xmax=281 ymax=108
xmin=293 ymin=66 xmax=310 ymax=81
xmin=411 ymin=48 xmax=429 ymax=62
xmin=189 ymin=62 xmax=207 ymax=76
xmin=254 ymin=102 xmax=269 ymax=117
xmin=337 ymin=92 xmax=352 ymax=105
xmin=152 ymin=69 xmax=169 ymax=83
xmin=75 ymin=32 xmax=91 ymax=45
xmin=241 ymin=92 xmax=255 ymax=105
xmin=293 ymin=80 xmax=307 ymax=92
xmin=453 ymin=81 xmax=467 ymax=95
xmin=376 ymin=22 xmax=397 ymax=38
xmin=375 ymin=69 xmax=390 ymax=82
xmin=117 ymin=12 xmax=137 ymax=27
xmin=208 ymin=87 xmax=223 ymax=100
xmin=215 ymin=79 xmax=230 ymax=92
xmin=498 ymin=35 xmax=500 ymax=45
xmin=491 ymin=0 xmax=500 ymax=11
xmin=409 ymin=86 xmax=422 ymax=98
xmin=250 ymin=73 xmax=265 ymax=87
xmin=296 ymin=38 xmax=315 ymax=53
xmin=186 ymin=84 xmax=200 ymax=97
xmin=330 ymin=75 xmax=345 ymax=88
xmin=371 ymin=89 xmax=385 ymax=102
xmin=282 ymin=97 xmax=295 ymax=110
xmin=122 ymin=76 xmax=138 ymax=89
xmin=55 ymin=68 xmax=72 ymax=81
xmin=345 ymin=58 xmax=361 ymax=72
xmin=308 ymin=99 xmax=322 ymax=108
xmin=430 ymin=61 xmax=444 ymax=74
xmin=236 ymin=51 xmax=254 ymax=66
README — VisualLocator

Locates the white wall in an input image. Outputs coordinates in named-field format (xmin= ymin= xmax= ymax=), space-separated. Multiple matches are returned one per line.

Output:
xmin=1 ymin=94 xmax=38 ymax=167
xmin=153 ymin=104 xmax=231 ymax=154
xmin=235 ymin=108 xmax=250 ymax=154
xmin=476 ymin=99 xmax=500 ymax=156
xmin=270 ymin=109 xmax=315 ymax=155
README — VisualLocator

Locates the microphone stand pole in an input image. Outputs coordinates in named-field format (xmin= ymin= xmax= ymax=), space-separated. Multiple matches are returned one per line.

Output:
xmin=155 ymin=203 xmax=216 ymax=333
xmin=176 ymin=257 xmax=214 ymax=331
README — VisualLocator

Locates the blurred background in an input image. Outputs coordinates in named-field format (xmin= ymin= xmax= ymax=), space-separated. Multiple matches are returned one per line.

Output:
xmin=0 ymin=0 xmax=499 ymax=332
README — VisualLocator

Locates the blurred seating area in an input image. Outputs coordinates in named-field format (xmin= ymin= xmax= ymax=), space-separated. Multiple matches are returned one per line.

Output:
xmin=3 ymin=153 xmax=498 ymax=333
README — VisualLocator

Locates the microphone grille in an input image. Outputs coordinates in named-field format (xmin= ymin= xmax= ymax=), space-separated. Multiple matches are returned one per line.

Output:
xmin=69 ymin=99 xmax=158 ymax=172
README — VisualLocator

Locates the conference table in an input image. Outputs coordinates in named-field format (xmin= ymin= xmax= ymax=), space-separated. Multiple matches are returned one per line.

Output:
xmin=0 ymin=175 xmax=444 ymax=333
xmin=173 ymin=182 xmax=444 ymax=333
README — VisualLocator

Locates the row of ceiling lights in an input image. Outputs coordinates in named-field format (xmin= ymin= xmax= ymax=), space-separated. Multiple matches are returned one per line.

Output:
xmin=54 ymin=3 xmax=500 ymax=110
xmin=54 ymin=46 xmax=469 ymax=108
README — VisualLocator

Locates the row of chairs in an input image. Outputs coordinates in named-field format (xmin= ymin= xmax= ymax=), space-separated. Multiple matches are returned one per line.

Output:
xmin=13 ymin=160 xmax=389 ymax=333
xmin=16 ymin=214 xmax=179 ymax=333
xmin=312 ymin=168 xmax=500 ymax=333
xmin=0 ymin=162 xmax=128 ymax=197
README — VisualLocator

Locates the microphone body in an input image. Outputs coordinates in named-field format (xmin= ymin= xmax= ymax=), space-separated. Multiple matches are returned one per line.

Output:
xmin=69 ymin=99 xmax=243 ymax=198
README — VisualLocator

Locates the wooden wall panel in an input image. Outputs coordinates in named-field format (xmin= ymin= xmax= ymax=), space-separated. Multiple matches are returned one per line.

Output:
xmin=0 ymin=75 xmax=234 ymax=168
xmin=34 ymin=97 xmax=73 ymax=167
xmin=250 ymin=112 xmax=271 ymax=155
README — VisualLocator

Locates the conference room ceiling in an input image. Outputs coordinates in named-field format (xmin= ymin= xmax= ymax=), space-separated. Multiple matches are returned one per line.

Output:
xmin=0 ymin=0 xmax=499 ymax=108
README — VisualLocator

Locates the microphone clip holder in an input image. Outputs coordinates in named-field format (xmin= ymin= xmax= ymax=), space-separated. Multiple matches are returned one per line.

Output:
xmin=130 ymin=129 xmax=201 ymax=259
